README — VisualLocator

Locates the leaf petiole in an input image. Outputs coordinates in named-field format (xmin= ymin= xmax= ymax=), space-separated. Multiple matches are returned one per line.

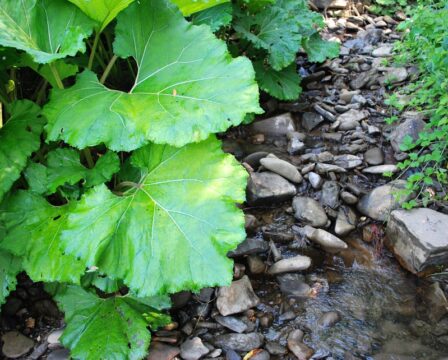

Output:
xmin=49 ymin=63 xmax=64 ymax=90
xmin=100 ymin=55 xmax=118 ymax=84
xmin=88 ymin=31 xmax=101 ymax=70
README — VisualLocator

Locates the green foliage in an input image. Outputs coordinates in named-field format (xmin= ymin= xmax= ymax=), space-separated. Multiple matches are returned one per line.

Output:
xmin=0 ymin=250 xmax=21 ymax=305
xmin=389 ymin=1 xmax=448 ymax=208
xmin=53 ymin=285 xmax=171 ymax=360
xmin=0 ymin=0 xmax=336 ymax=357
xmin=172 ymin=0 xmax=229 ymax=16
xmin=61 ymin=137 xmax=247 ymax=297
xmin=67 ymin=0 xmax=135 ymax=31
xmin=25 ymin=149 xmax=119 ymax=195
xmin=0 ymin=191 xmax=85 ymax=283
xmin=369 ymin=0 xmax=409 ymax=15
xmin=0 ymin=0 xmax=258 ymax=357
xmin=191 ymin=3 xmax=233 ymax=31
xmin=230 ymin=0 xmax=339 ymax=100
xmin=0 ymin=100 xmax=45 ymax=202
xmin=254 ymin=61 xmax=301 ymax=100
xmin=45 ymin=0 xmax=261 ymax=151
xmin=0 ymin=0 xmax=95 ymax=63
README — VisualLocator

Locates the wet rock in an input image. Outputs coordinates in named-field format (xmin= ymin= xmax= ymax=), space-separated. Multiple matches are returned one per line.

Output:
xmin=386 ymin=208 xmax=448 ymax=274
xmin=364 ymin=148 xmax=384 ymax=165
xmin=335 ymin=206 xmax=357 ymax=236
xmin=317 ymin=151 xmax=334 ymax=163
xmin=268 ymin=255 xmax=312 ymax=275
xmin=302 ymin=112 xmax=324 ymax=131
xmin=382 ymin=67 xmax=408 ymax=84
xmin=292 ymin=197 xmax=328 ymax=228
xmin=318 ymin=311 xmax=341 ymax=328
xmin=308 ymin=172 xmax=323 ymax=189
xmin=422 ymin=282 xmax=448 ymax=323
xmin=1 ymin=331 xmax=34 ymax=358
xmin=321 ymin=181 xmax=340 ymax=209
xmin=287 ymin=131 xmax=306 ymax=142
xmin=305 ymin=226 xmax=348 ymax=252
xmin=315 ymin=163 xmax=347 ymax=174
xmin=372 ymin=45 xmax=393 ymax=57
xmin=180 ymin=337 xmax=210 ymax=360
xmin=2 ymin=297 xmax=23 ymax=316
xmin=249 ymin=113 xmax=295 ymax=137
xmin=351 ymin=94 xmax=367 ymax=106
xmin=207 ymin=349 xmax=222 ymax=358
xmin=287 ymin=137 xmax=306 ymax=155
xmin=363 ymin=165 xmax=398 ymax=175
xmin=357 ymin=180 xmax=409 ymax=221
xmin=350 ymin=70 xmax=377 ymax=90
xmin=390 ymin=118 xmax=426 ymax=153
xmin=250 ymin=349 xmax=270 ymax=360
xmin=312 ymin=0 xmax=348 ymax=9
xmin=47 ymin=349 xmax=70 ymax=360
xmin=233 ymin=263 xmax=246 ymax=280
xmin=47 ymin=329 xmax=63 ymax=347
xmin=287 ymin=330 xmax=314 ymax=360
xmin=247 ymin=255 xmax=266 ymax=274
xmin=28 ymin=343 xmax=48 ymax=360
xmin=338 ymin=109 xmax=368 ymax=130
xmin=247 ymin=172 xmax=296 ymax=205
xmin=339 ymin=90 xmax=360 ymax=103
xmin=432 ymin=317 xmax=448 ymax=336
xmin=314 ymin=104 xmax=336 ymax=122
xmin=33 ymin=299 xmax=60 ymax=318
xmin=340 ymin=191 xmax=358 ymax=205
xmin=216 ymin=276 xmax=260 ymax=316
xmin=228 ymin=237 xmax=269 ymax=257
xmin=245 ymin=214 xmax=259 ymax=233
xmin=334 ymin=154 xmax=363 ymax=169
xmin=147 ymin=342 xmax=180 ymax=360
xmin=277 ymin=274 xmax=311 ymax=297
xmin=260 ymin=158 xmax=302 ymax=184
xmin=265 ymin=342 xmax=287 ymax=356
xmin=215 ymin=316 xmax=248 ymax=333
xmin=213 ymin=333 xmax=264 ymax=352
xmin=243 ymin=152 xmax=269 ymax=169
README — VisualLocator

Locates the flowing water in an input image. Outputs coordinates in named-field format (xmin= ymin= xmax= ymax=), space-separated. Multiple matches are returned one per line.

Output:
xmin=252 ymin=235 xmax=448 ymax=359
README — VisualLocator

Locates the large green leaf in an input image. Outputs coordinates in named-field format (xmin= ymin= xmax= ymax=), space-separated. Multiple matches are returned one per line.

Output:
xmin=171 ymin=0 xmax=228 ymax=16
xmin=67 ymin=0 xmax=134 ymax=31
xmin=61 ymin=137 xmax=247 ymax=296
xmin=44 ymin=0 xmax=261 ymax=151
xmin=25 ymin=148 xmax=120 ymax=195
xmin=0 ymin=100 xmax=45 ymax=203
xmin=54 ymin=285 xmax=170 ymax=360
xmin=303 ymin=33 xmax=340 ymax=63
xmin=0 ymin=250 xmax=21 ymax=305
xmin=0 ymin=191 xmax=85 ymax=284
xmin=191 ymin=3 xmax=233 ymax=32
xmin=0 ymin=0 xmax=95 ymax=63
xmin=254 ymin=61 xmax=301 ymax=100
xmin=233 ymin=0 xmax=322 ymax=70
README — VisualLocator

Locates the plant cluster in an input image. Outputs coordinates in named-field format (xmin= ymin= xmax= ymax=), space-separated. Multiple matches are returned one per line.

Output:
xmin=368 ymin=0 xmax=410 ymax=16
xmin=0 ymin=0 xmax=336 ymax=358
xmin=385 ymin=0 xmax=448 ymax=208
xmin=191 ymin=0 xmax=340 ymax=101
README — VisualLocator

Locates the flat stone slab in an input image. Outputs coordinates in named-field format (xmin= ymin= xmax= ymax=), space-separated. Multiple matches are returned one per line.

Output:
xmin=386 ymin=208 xmax=448 ymax=273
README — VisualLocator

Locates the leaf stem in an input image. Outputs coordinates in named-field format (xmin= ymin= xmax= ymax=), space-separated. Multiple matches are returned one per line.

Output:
xmin=88 ymin=31 xmax=101 ymax=70
xmin=35 ymin=80 xmax=48 ymax=105
xmin=49 ymin=63 xmax=64 ymax=89
xmin=83 ymin=148 xmax=95 ymax=169
xmin=100 ymin=55 xmax=118 ymax=84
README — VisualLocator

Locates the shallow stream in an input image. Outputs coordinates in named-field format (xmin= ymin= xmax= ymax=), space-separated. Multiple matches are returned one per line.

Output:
xmin=252 ymin=233 xmax=448 ymax=359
